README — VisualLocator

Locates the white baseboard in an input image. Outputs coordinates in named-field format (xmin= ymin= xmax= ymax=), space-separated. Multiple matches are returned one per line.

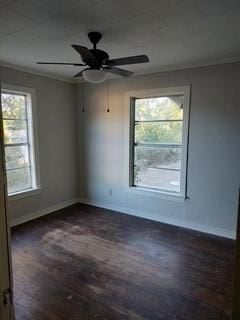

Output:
xmin=10 ymin=198 xmax=79 ymax=227
xmin=78 ymin=198 xmax=236 ymax=240
xmin=10 ymin=196 xmax=236 ymax=240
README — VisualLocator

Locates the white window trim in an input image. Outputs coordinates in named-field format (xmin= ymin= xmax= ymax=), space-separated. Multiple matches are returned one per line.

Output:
xmin=124 ymin=86 xmax=191 ymax=202
xmin=1 ymin=83 xmax=41 ymax=200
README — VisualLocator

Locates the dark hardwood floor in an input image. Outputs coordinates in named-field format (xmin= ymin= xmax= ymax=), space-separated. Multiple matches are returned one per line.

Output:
xmin=11 ymin=204 xmax=235 ymax=320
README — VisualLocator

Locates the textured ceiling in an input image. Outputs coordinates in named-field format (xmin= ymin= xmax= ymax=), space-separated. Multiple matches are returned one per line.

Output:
xmin=0 ymin=0 xmax=240 ymax=81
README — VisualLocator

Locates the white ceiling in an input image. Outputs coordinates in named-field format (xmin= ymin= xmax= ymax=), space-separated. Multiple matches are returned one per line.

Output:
xmin=1 ymin=0 xmax=240 ymax=81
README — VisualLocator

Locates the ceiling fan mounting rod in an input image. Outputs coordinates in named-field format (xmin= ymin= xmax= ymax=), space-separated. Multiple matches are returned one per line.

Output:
xmin=88 ymin=31 xmax=102 ymax=49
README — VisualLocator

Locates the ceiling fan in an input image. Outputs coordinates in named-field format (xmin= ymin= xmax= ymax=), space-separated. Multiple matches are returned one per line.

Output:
xmin=37 ymin=32 xmax=150 ymax=83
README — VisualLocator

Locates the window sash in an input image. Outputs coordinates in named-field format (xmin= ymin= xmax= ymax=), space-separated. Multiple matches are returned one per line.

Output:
xmin=131 ymin=95 xmax=184 ymax=194
xmin=126 ymin=86 xmax=190 ymax=199
xmin=2 ymin=90 xmax=34 ymax=194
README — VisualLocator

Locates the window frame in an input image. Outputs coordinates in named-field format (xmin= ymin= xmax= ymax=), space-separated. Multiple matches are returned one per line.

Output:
xmin=1 ymin=84 xmax=41 ymax=200
xmin=125 ymin=86 xmax=191 ymax=201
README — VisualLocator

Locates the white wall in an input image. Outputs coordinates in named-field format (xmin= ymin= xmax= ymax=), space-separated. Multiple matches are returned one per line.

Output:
xmin=76 ymin=62 xmax=240 ymax=239
xmin=1 ymin=67 xmax=78 ymax=225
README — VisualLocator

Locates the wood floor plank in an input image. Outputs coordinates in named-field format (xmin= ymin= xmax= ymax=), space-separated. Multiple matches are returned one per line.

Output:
xmin=11 ymin=204 xmax=235 ymax=319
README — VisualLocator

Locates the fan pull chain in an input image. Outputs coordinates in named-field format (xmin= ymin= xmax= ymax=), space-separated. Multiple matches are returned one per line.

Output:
xmin=106 ymin=78 xmax=110 ymax=113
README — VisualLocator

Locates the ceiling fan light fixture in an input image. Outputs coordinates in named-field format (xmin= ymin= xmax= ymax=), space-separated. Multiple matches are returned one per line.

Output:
xmin=82 ymin=69 xmax=108 ymax=84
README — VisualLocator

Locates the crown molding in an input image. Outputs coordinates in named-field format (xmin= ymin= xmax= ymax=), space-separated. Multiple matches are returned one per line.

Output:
xmin=0 ymin=61 xmax=75 ymax=83
xmin=141 ymin=55 xmax=240 ymax=75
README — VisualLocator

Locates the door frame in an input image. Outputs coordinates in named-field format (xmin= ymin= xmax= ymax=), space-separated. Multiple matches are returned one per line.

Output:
xmin=0 ymin=77 xmax=14 ymax=320
xmin=232 ymin=189 xmax=240 ymax=319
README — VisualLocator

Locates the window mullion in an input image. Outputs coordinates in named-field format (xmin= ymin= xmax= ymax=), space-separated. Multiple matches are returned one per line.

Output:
xmin=135 ymin=143 xmax=182 ymax=148
xmin=135 ymin=119 xmax=182 ymax=123
xmin=2 ymin=117 xmax=27 ymax=121
xmin=6 ymin=166 xmax=30 ymax=172
xmin=147 ymin=166 xmax=181 ymax=172
xmin=4 ymin=142 xmax=29 ymax=147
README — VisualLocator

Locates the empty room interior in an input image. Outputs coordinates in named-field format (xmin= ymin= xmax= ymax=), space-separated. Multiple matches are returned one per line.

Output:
xmin=0 ymin=0 xmax=240 ymax=319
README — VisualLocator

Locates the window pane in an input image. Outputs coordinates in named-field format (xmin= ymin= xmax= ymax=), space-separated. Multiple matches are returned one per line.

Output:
xmin=3 ymin=119 xmax=28 ymax=144
xmin=134 ymin=146 xmax=181 ymax=192
xmin=2 ymin=93 xmax=27 ymax=119
xmin=6 ymin=167 xmax=31 ymax=194
xmin=135 ymin=147 xmax=181 ymax=170
xmin=134 ymin=167 xmax=180 ymax=193
xmin=5 ymin=145 xmax=30 ymax=170
xmin=135 ymin=121 xmax=182 ymax=144
xmin=135 ymin=95 xmax=183 ymax=121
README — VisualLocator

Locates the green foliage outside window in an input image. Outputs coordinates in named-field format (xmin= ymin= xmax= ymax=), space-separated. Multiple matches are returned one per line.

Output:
xmin=2 ymin=93 xmax=32 ymax=194
xmin=134 ymin=97 xmax=183 ymax=169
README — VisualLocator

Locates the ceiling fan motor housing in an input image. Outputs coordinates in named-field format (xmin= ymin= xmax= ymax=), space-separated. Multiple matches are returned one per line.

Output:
xmin=88 ymin=49 xmax=109 ymax=68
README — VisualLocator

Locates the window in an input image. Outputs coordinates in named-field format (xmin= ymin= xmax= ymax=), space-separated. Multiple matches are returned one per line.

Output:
xmin=1 ymin=85 xmax=40 ymax=197
xmin=127 ymin=86 xmax=190 ymax=198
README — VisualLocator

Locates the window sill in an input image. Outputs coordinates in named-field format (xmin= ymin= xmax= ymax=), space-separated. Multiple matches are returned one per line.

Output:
xmin=8 ymin=187 xmax=41 ymax=201
xmin=125 ymin=186 xmax=187 ymax=202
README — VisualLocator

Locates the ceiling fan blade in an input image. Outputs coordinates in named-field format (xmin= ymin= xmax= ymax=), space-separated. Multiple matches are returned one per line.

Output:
xmin=104 ymin=54 xmax=149 ymax=66
xmin=37 ymin=62 xmax=85 ymax=66
xmin=103 ymin=66 xmax=134 ymax=77
xmin=71 ymin=45 xmax=97 ymax=64
xmin=73 ymin=68 xmax=88 ymax=78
